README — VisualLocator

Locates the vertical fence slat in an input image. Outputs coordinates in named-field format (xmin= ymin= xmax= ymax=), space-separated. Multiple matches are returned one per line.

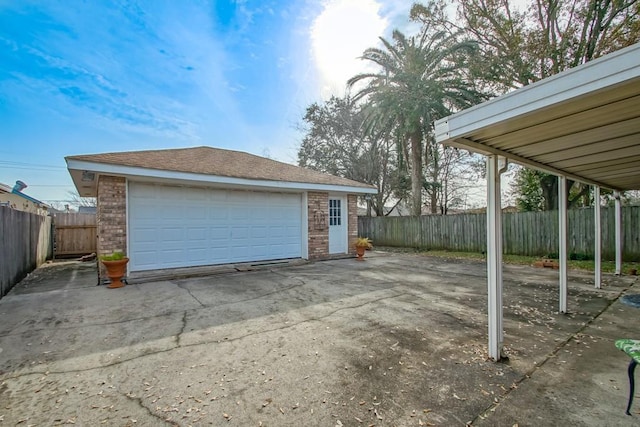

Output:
xmin=0 ymin=207 xmax=52 ymax=299
xmin=358 ymin=206 xmax=640 ymax=261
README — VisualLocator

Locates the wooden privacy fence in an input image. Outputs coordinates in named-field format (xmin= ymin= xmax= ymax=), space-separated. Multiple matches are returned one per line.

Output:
xmin=358 ymin=206 xmax=640 ymax=261
xmin=52 ymin=212 xmax=97 ymax=257
xmin=0 ymin=207 xmax=52 ymax=298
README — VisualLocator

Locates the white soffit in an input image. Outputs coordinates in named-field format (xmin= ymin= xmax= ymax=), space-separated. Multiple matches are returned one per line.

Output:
xmin=435 ymin=42 xmax=640 ymax=191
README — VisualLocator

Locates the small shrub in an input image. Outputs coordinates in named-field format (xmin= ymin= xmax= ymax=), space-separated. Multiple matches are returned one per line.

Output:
xmin=569 ymin=252 xmax=591 ymax=261
xmin=354 ymin=237 xmax=373 ymax=249
xmin=101 ymin=251 xmax=126 ymax=261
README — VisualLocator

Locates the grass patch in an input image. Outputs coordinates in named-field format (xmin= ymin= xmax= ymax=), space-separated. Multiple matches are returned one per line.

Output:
xmin=378 ymin=247 xmax=639 ymax=274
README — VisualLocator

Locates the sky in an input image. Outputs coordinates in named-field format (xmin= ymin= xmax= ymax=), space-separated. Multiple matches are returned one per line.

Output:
xmin=0 ymin=0 xmax=415 ymax=207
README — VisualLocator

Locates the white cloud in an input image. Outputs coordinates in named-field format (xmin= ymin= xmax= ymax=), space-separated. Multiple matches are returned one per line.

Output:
xmin=310 ymin=0 xmax=388 ymax=98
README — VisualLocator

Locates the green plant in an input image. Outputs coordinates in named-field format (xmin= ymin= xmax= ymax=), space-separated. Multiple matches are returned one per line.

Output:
xmin=100 ymin=251 xmax=126 ymax=261
xmin=569 ymin=252 xmax=591 ymax=261
xmin=354 ymin=237 xmax=373 ymax=249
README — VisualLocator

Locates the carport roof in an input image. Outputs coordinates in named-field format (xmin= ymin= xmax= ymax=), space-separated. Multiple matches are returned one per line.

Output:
xmin=66 ymin=146 xmax=377 ymax=196
xmin=434 ymin=42 xmax=640 ymax=191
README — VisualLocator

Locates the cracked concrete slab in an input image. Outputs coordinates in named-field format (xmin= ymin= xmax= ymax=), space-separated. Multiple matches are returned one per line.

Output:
xmin=0 ymin=252 xmax=638 ymax=426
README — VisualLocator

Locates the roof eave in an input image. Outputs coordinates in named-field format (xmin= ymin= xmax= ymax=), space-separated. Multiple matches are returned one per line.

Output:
xmin=66 ymin=159 xmax=377 ymax=196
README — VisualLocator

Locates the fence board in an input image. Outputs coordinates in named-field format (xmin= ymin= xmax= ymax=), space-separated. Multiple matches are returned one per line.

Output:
xmin=52 ymin=213 xmax=97 ymax=257
xmin=0 ymin=207 xmax=52 ymax=298
xmin=358 ymin=206 xmax=640 ymax=261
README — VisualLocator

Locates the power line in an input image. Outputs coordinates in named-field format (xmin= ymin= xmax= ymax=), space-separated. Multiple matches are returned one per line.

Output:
xmin=0 ymin=160 xmax=66 ymax=171
xmin=21 ymin=184 xmax=71 ymax=187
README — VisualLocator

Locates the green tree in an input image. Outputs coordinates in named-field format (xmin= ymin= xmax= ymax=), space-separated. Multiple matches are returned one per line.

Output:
xmin=512 ymin=168 xmax=545 ymax=211
xmin=297 ymin=96 xmax=402 ymax=216
xmin=427 ymin=145 xmax=485 ymax=214
xmin=512 ymin=166 xmax=603 ymax=211
xmin=413 ymin=0 xmax=640 ymax=210
xmin=347 ymin=23 xmax=485 ymax=216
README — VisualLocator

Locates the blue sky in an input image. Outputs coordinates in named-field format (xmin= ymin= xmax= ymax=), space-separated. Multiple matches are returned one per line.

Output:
xmin=0 ymin=0 xmax=411 ymax=207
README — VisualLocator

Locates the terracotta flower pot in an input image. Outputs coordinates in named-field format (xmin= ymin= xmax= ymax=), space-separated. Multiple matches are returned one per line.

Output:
xmin=102 ymin=258 xmax=129 ymax=289
xmin=355 ymin=245 xmax=367 ymax=261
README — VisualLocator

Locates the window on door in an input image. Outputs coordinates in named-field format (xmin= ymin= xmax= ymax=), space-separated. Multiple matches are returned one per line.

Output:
xmin=329 ymin=199 xmax=341 ymax=226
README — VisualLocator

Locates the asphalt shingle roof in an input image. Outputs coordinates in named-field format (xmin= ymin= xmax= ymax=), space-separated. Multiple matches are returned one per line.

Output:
xmin=66 ymin=146 xmax=374 ymax=189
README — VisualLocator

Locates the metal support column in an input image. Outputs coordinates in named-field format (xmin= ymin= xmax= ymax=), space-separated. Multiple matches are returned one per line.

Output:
xmin=615 ymin=191 xmax=622 ymax=275
xmin=558 ymin=176 xmax=568 ymax=313
xmin=486 ymin=155 xmax=503 ymax=361
xmin=594 ymin=186 xmax=601 ymax=289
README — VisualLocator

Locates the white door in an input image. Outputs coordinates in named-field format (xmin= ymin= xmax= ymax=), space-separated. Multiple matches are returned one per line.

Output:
xmin=328 ymin=196 xmax=347 ymax=254
xmin=128 ymin=182 xmax=302 ymax=271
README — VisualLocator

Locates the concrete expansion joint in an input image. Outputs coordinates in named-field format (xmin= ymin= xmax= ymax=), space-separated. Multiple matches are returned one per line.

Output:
xmin=118 ymin=386 xmax=178 ymax=426
xmin=0 ymin=311 xmax=183 ymax=339
xmin=1 ymin=345 xmax=183 ymax=380
xmin=174 ymin=282 xmax=206 ymax=308
xmin=172 ymin=289 xmax=408 ymax=351
xmin=176 ymin=311 xmax=188 ymax=347
xmin=1 ymin=289 xmax=406 ymax=388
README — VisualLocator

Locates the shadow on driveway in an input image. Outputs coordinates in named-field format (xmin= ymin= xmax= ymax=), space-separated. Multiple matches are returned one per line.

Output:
xmin=0 ymin=252 xmax=637 ymax=426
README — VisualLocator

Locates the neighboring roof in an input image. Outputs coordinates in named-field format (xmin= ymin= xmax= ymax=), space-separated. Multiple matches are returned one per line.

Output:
xmin=0 ymin=181 xmax=47 ymax=206
xmin=66 ymin=146 xmax=377 ymax=196
xmin=78 ymin=206 xmax=97 ymax=214
xmin=435 ymin=42 xmax=640 ymax=191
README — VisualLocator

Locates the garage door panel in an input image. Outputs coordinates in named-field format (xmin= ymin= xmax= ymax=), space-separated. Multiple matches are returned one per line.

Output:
xmin=187 ymin=248 xmax=207 ymax=261
xmin=132 ymin=228 xmax=157 ymax=242
xmin=185 ymin=206 xmax=207 ymax=220
xmin=161 ymin=205 xmax=183 ymax=220
xmin=210 ymin=247 xmax=229 ymax=259
xmin=250 ymin=226 xmax=268 ymax=239
xmin=160 ymin=248 xmax=184 ymax=258
xmin=210 ymin=209 xmax=229 ymax=220
xmin=187 ymin=227 xmax=207 ymax=240
xmin=269 ymin=227 xmax=284 ymax=238
xmin=210 ymin=227 xmax=230 ymax=240
xmin=250 ymin=245 xmax=269 ymax=256
xmin=129 ymin=182 xmax=302 ymax=271
xmin=135 ymin=252 xmax=158 ymax=267
xmin=230 ymin=207 xmax=249 ymax=220
xmin=160 ymin=228 xmax=184 ymax=242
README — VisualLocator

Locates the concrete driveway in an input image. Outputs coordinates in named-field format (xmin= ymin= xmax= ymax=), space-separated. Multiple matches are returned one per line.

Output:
xmin=0 ymin=251 xmax=638 ymax=426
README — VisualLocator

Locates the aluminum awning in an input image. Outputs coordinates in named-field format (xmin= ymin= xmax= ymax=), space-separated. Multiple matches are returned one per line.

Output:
xmin=435 ymin=42 xmax=640 ymax=191
xmin=434 ymin=42 xmax=640 ymax=361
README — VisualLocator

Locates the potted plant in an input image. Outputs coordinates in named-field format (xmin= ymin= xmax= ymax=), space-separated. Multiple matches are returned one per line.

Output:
xmin=354 ymin=237 xmax=373 ymax=261
xmin=100 ymin=251 xmax=129 ymax=289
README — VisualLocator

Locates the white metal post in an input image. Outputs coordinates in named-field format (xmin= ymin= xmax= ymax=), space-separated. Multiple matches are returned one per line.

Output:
xmin=558 ymin=176 xmax=568 ymax=313
xmin=615 ymin=191 xmax=622 ymax=275
xmin=486 ymin=155 xmax=503 ymax=361
xmin=594 ymin=186 xmax=601 ymax=288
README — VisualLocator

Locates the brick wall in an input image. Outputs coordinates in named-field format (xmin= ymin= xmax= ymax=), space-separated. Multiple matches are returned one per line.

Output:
xmin=307 ymin=191 xmax=329 ymax=260
xmin=97 ymin=175 xmax=127 ymax=279
xmin=347 ymin=194 xmax=358 ymax=255
xmin=306 ymin=192 xmax=359 ymax=260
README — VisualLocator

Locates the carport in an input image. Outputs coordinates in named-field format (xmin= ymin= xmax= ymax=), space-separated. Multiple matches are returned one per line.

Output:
xmin=435 ymin=42 xmax=640 ymax=360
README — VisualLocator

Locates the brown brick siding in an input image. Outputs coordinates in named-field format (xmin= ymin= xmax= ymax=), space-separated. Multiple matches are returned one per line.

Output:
xmin=306 ymin=192 xmax=359 ymax=260
xmin=97 ymin=175 xmax=127 ymax=279
xmin=347 ymin=194 xmax=358 ymax=255
xmin=307 ymin=191 xmax=329 ymax=260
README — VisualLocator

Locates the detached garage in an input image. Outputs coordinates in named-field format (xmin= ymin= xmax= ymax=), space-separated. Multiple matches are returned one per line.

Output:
xmin=66 ymin=146 xmax=376 ymax=281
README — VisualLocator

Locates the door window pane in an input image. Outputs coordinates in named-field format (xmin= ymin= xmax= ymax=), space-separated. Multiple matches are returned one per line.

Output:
xmin=329 ymin=199 xmax=341 ymax=226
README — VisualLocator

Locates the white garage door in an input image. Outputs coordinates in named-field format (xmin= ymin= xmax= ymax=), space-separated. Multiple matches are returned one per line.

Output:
xmin=128 ymin=182 xmax=303 ymax=271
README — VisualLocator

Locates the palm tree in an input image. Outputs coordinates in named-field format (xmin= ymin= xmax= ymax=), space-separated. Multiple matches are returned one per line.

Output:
xmin=348 ymin=27 xmax=484 ymax=216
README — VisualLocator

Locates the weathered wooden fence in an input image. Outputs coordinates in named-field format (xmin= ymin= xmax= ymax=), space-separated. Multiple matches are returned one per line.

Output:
xmin=359 ymin=206 xmax=640 ymax=261
xmin=52 ymin=212 xmax=97 ymax=258
xmin=0 ymin=207 xmax=53 ymax=298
